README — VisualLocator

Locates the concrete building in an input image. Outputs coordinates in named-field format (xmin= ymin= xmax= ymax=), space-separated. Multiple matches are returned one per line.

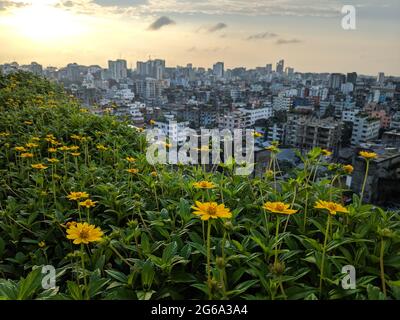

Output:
xmin=285 ymin=114 xmax=342 ymax=151
xmin=155 ymin=120 xmax=190 ymax=146
xmin=351 ymin=113 xmax=380 ymax=146
xmin=329 ymin=73 xmax=346 ymax=89
xmin=273 ymin=94 xmax=293 ymax=111
xmin=108 ymin=59 xmax=127 ymax=82
xmin=213 ymin=62 xmax=224 ymax=79
xmin=351 ymin=148 xmax=400 ymax=204
xmin=276 ymin=59 xmax=284 ymax=74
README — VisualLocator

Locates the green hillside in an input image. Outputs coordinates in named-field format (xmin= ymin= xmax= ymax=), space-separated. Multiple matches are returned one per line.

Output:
xmin=0 ymin=72 xmax=399 ymax=300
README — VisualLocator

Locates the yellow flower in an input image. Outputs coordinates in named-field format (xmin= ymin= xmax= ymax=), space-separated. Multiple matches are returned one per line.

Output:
xmin=67 ymin=192 xmax=89 ymax=201
xmin=96 ymin=144 xmax=108 ymax=151
xmin=322 ymin=149 xmax=332 ymax=157
xmin=359 ymin=151 xmax=377 ymax=160
xmin=193 ymin=181 xmax=217 ymax=189
xmin=150 ymin=171 xmax=158 ymax=177
xmin=314 ymin=200 xmax=349 ymax=215
xmin=252 ymin=132 xmax=263 ymax=138
xmin=263 ymin=202 xmax=298 ymax=215
xmin=265 ymin=145 xmax=279 ymax=153
xmin=0 ymin=132 xmax=10 ymax=137
xmin=66 ymin=222 xmax=103 ymax=245
xmin=24 ymin=120 xmax=33 ymax=125
xmin=20 ymin=153 xmax=34 ymax=158
xmin=30 ymin=137 xmax=40 ymax=142
xmin=47 ymin=158 xmax=59 ymax=164
xmin=126 ymin=156 xmax=136 ymax=163
xmin=31 ymin=163 xmax=48 ymax=170
xmin=38 ymin=241 xmax=46 ymax=248
xmin=191 ymin=201 xmax=232 ymax=220
xmin=14 ymin=146 xmax=27 ymax=152
xmin=70 ymin=152 xmax=81 ymax=157
xmin=48 ymin=148 xmax=57 ymax=153
xmin=149 ymin=119 xmax=156 ymax=125
xmin=343 ymin=164 xmax=354 ymax=174
xmin=71 ymin=134 xmax=83 ymax=141
xmin=25 ymin=143 xmax=39 ymax=149
xmin=79 ymin=199 xmax=97 ymax=208
xmin=126 ymin=168 xmax=139 ymax=174
xmin=62 ymin=221 xmax=77 ymax=229
xmin=58 ymin=146 xmax=70 ymax=152
xmin=69 ymin=146 xmax=80 ymax=151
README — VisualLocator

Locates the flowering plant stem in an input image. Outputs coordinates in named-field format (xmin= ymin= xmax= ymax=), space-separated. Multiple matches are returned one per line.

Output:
xmin=319 ymin=213 xmax=331 ymax=297
xmin=360 ymin=160 xmax=370 ymax=204
xmin=80 ymin=244 xmax=89 ymax=300
xmin=380 ymin=238 xmax=387 ymax=297
xmin=206 ymin=220 xmax=212 ymax=300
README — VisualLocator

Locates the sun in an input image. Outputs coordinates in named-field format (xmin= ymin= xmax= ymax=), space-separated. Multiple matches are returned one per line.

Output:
xmin=1 ymin=0 xmax=86 ymax=41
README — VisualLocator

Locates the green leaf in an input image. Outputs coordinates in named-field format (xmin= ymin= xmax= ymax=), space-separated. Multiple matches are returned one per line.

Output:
xmin=105 ymin=270 xmax=129 ymax=284
xmin=141 ymin=261 xmax=155 ymax=289
xmin=162 ymin=241 xmax=178 ymax=263
xmin=17 ymin=267 xmax=43 ymax=300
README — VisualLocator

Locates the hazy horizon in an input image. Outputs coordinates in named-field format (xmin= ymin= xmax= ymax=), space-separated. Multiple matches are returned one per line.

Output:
xmin=1 ymin=0 xmax=399 ymax=76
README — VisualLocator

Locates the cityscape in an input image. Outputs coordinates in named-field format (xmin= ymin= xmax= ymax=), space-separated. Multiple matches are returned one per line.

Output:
xmin=2 ymin=58 xmax=399 ymax=205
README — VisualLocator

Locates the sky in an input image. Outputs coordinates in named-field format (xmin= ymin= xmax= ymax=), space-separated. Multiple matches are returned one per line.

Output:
xmin=0 ymin=0 xmax=399 ymax=75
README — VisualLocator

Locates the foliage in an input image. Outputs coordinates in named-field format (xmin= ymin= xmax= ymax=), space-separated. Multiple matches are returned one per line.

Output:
xmin=0 ymin=72 xmax=399 ymax=300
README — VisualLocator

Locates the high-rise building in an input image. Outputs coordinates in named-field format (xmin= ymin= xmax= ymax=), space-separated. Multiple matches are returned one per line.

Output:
xmin=29 ymin=62 xmax=43 ymax=76
xmin=213 ymin=62 xmax=224 ymax=79
xmin=346 ymin=72 xmax=357 ymax=86
xmin=136 ymin=59 xmax=165 ymax=80
xmin=377 ymin=72 xmax=385 ymax=86
xmin=285 ymin=67 xmax=294 ymax=76
xmin=66 ymin=63 xmax=81 ymax=82
xmin=276 ymin=59 xmax=285 ymax=74
xmin=108 ymin=59 xmax=127 ymax=82
xmin=329 ymin=73 xmax=346 ymax=89
xmin=265 ymin=64 xmax=272 ymax=74
xmin=135 ymin=78 xmax=162 ymax=100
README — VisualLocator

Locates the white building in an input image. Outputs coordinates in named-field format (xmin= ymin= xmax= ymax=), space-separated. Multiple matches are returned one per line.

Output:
xmin=351 ymin=114 xmax=381 ymax=146
xmin=341 ymin=82 xmax=354 ymax=94
xmin=155 ymin=120 xmax=190 ymax=146
xmin=239 ymin=107 xmax=273 ymax=126
xmin=267 ymin=124 xmax=285 ymax=143
xmin=273 ymin=94 xmax=293 ymax=111
xmin=342 ymin=109 xmax=360 ymax=123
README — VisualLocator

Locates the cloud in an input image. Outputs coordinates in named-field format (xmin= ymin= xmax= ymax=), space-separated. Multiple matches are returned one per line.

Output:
xmin=92 ymin=0 xmax=147 ymax=7
xmin=247 ymin=32 xmax=278 ymax=40
xmin=148 ymin=16 xmax=176 ymax=30
xmin=0 ymin=0 xmax=28 ymax=11
xmin=63 ymin=1 xmax=75 ymax=7
xmin=208 ymin=22 xmax=227 ymax=32
xmin=276 ymin=38 xmax=302 ymax=45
